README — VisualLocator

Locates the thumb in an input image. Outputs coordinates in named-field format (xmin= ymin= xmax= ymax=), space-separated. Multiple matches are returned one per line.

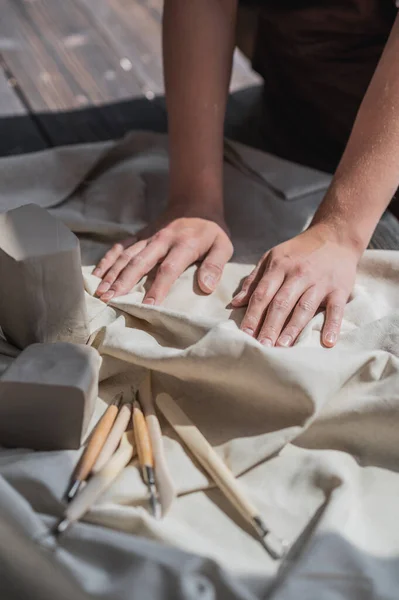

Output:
xmin=197 ymin=239 xmax=233 ymax=294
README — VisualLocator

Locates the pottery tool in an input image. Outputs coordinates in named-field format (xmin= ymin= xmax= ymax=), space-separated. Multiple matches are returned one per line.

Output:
xmin=137 ymin=375 xmax=176 ymax=517
xmin=132 ymin=397 xmax=161 ymax=519
xmin=66 ymin=392 xmax=123 ymax=502
xmin=156 ymin=392 xmax=287 ymax=560
xmin=92 ymin=402 xmax=133 ymax=474
xmin=56 ymin=433 xmax=134 ymax=535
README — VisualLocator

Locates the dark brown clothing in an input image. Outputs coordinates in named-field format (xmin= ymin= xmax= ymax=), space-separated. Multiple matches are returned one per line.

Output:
xmin=252 ymin=1 xmax=397 ymax=173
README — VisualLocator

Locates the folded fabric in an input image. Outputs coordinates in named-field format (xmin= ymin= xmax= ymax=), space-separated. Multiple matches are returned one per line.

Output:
xmin=1 ymin=132 xmax=399 ymax=600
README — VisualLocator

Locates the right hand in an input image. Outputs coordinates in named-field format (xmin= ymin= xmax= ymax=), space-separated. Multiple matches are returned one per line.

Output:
xmin=93 ymin=203 xmax=233 ymax=305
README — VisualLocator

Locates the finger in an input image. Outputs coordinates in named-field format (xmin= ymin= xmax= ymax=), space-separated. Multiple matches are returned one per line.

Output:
xmin=143 ymin=244 xmax=198 ymax=305
xmin=239 ymin=271 xmax=285 ymax=337
xmin=257 ymin=279 xmax=308 ymax=346
xmin=95 ymin=240 xmax=147 ymax=296
xmin=276 ymin=286 xmax=324 ymax=347
xmin=197 ymin=237 xmax=233 ymax=293
xmin=231 ymin=257 xmax=267 ymax=307
xmin=322 ymin=291 xmax=347 ymax=348
xmin=93 ymin=237 xmax=136 ymax=279
xmin=101 ymin=236 xmax=171 ymax=301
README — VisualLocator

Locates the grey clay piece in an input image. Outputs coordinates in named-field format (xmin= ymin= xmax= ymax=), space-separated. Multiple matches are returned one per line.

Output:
xmin=0 ymin=204 xmax=89 ymax=349
xmin=0 ymin=342 xmax=100 ymax=450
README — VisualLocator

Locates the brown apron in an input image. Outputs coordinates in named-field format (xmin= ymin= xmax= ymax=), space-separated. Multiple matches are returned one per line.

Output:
xmin=252 ymin=0 xmax=397 ymax=173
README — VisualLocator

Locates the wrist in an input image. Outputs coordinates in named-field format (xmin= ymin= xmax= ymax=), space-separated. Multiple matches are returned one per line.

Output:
xmin=168 ymin=188 xmax=224 ymax=217
xmin=309 ymin=216 xmax=367 ymax=258
xmin=310 ymin=188 xmax=374 ymax=257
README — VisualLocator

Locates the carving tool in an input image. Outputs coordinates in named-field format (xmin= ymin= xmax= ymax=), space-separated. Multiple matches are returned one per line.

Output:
xmin=56 ymin=433 xmax=134 ymax=535
xmin=132 ymin=397 xmax=161 ymax=519
xmin=66 ymin=392 xmax=123 ymax=502
xmin=156 ymin=392 xmax=287 ymax=560
xmin=92 ymin=402 xmax=133 ymax=474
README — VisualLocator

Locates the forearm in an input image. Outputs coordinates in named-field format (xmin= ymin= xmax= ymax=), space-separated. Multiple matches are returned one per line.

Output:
xmin=312 ymin=14 xmax=399 ymax=252
xmin=163 ymin=0 xmax=237 ymax=211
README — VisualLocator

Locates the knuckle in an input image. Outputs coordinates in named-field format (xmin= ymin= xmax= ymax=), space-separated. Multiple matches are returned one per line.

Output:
xmin=130 ymin=255 xmax=145 ymax=268
xmin=268 ymin=256 xmax=282 ymax=271
xmin=260 ymin=324 xmax=278 ymax=338
xmin=272 ymin=296 xmax=290 ymax=311
xmin=242 ymin=314 xmax=258 ymax=328
xmin=298 ymin=298 xmax=315 ymax=313
xmin=112 ymin=243 xmax=124 ymax=254
xmin=154 ymin=229 xmax=169 ymax=242
xmin=103 ymin=272 xmax=117 ymax=284
xmin=121 ymin=250 xmax=133 ymax=261
xmin=327 ymin=315 xmax=341 ymax=327
xmin=251 ymin=290 xmax=267 ymax=304
xmin=158 ymin=261 xmax=177 ymax=276
xmin=285 ymin=326 xmax=300 ymax=338
xmin=329 ymin=302 xmax=344 ymax=315
xmin=292 ymin=263 xmax=309 ymax=279
xmin=96 ymin=258 xmax=108 ymax=269
xmin=111 ymin=281 xmax=127 ymax=294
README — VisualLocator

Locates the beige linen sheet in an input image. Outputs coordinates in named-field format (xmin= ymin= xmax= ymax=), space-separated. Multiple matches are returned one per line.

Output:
xmin=1 ymin=132 xmax=399 ymax=599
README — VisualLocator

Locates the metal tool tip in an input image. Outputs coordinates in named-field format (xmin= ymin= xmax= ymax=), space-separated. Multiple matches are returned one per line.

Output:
xmin=149 ymin=487 xmax=161 ymax=520
xmin=66 ymin=479 xmax=81 ymax=502
xmin=113 ymin=392 xmax=124 ymax=407
xmin=260 ymin=531 xmax=288 ymax=560
xmin=252 ymin=515 xmax=287 ymax=560
xmin=54 ymin=518 xmax=70 ymax=536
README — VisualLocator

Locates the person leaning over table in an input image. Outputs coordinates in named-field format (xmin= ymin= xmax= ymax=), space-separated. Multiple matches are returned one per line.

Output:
xmin=93 ymin=0 xmax=399 ymax=349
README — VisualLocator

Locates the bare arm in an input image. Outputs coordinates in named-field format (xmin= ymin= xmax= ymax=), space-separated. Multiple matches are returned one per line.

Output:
xmin=313 ymin=13 xmax=399 ymax=250
xmin=163 ymin=0 xmax=237 ymax=211
xmin=94 ymin=1 xmax=236 ymax=303
xmin=233 ymin=14 xmax=399 ymax=348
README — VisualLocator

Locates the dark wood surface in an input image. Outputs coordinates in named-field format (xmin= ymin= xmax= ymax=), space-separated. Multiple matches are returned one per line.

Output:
xmin=0 ymin=0 xmax=397 ymax=247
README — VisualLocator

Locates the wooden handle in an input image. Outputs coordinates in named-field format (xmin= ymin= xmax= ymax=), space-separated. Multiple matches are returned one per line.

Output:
xmin=66 ymin=433 xmax=134 ymax=524
xmin=74 ymin=402 xmax=119 ymax=481
xmin=132 ymin=400 xmax=153 ymax=467
xmin=92 ymin=403 xmax=133 ymax=474
xmin=156 ymin=393 xmax=258 ymax=524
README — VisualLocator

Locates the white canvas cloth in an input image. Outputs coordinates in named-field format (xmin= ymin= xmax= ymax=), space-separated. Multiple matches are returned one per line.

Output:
xmin=1 ymin=132 xmax=399 ymax=599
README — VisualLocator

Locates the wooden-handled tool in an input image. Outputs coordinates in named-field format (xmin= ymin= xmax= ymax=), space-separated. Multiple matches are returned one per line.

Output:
xmin=92 ymin=402 xmax=133 ymax=474
xmin=156 ymin=392 xmax=287 ymax=559
xmin=132 ymin=398 xmax=160 ymax=519
xmin=66 ymin=393 xmax=122 ymax=501
xmin=56 ymin=433 xmax=134 ymax=534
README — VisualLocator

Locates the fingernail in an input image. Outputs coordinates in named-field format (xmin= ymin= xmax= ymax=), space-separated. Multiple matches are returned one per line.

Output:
xmin=143 ymin=298 xmax=155 ymax=305
xmin=242 ymin=327 xmax=254 ymax=336
xmin=277 ymin=335 xmax=292 ymax=347
xmin=97 ymin=281 xmax=110 ymax=295
xmin=260 ymin=338 xmax=273 ymax=347
xmin=92 ymin=268 xmax=101 ymax=277
xmin=203 ymin=275 xmax=216 ymax=290
xmin=233 ymin=292 xmax=246 ymax=303
xmin=325 ymin=332 xmax=336 ymax=345
xmin=101 ymin=290 xmax=115 ymax=302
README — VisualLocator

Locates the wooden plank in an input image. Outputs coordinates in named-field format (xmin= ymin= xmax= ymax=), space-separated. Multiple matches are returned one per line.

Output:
xmin=0 ymin=0 xmax=143 ymax=112
xmin=77 ymin=0 xmax=165 ymax=95
xmin=0 ymin=60 xmax=47 ymax=155
xmin=78 ymin=0 xmax=259 ymax=95
xmin=0 ymin=60 xmax=26 ymax=116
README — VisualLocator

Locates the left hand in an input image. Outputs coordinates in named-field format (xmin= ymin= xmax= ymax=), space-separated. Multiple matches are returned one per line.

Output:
xmin=231 ymin=224 xmax=362 ymax=348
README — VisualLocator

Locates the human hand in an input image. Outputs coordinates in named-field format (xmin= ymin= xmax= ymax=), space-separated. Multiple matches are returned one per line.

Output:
xmin=231 ymin=224 xmax=362 ymax=348
xmin=93 ymin=204 xmax=233 ymax=304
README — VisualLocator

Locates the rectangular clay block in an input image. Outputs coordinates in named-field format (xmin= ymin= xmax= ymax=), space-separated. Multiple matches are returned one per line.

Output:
xmin=0 ymin=203 xmax=89 ymax=349
xmin=0 ymin=342 xmax=100 ymax=450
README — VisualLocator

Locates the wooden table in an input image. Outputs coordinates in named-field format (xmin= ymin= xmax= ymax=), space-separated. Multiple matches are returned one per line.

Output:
xmin=0 ymin=0 xmax=397 ymax=249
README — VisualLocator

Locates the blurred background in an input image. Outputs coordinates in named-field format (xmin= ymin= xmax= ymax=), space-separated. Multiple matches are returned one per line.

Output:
xmin=0 ymin=0 xmax=261 ymax=157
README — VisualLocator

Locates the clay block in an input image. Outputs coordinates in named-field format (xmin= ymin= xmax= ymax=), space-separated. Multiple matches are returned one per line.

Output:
xmin=0 ymin=204 xmax=89 ymax=349
xmin=0 ymin=342 xmax=100 ymax=450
